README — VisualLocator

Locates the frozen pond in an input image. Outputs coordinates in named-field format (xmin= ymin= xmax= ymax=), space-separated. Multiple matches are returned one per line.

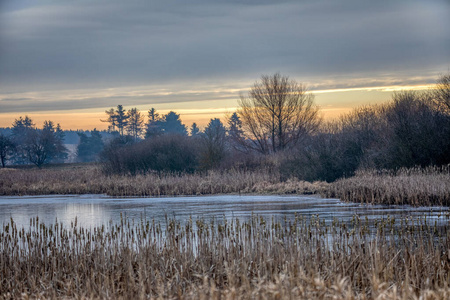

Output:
xmin=0 ymin=194 xmax=448 ymax=229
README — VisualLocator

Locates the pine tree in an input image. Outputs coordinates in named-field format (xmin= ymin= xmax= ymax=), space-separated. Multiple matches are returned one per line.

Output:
xmin=127 ymin=108 xmax=144 ymax=140
xmin=146 ymin=108 xmax=163 ymax=138
xmin=190 ymin=123 xmax=200 ymax=136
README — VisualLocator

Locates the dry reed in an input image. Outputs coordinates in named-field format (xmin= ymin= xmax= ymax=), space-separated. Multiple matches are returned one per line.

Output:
xmin=327 ymin=165 xmax=450 ymax=206
xmin=0 ymin=165 xmax=326 ymax=197
xmin=1 ymin=164 xmax=449 ymax=206
xmin=1 ymin=214 xmax=449 ymax=299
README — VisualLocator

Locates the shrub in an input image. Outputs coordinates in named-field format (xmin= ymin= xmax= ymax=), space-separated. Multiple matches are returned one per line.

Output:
xmin=101 ymin=134 xmax=200 ymax=175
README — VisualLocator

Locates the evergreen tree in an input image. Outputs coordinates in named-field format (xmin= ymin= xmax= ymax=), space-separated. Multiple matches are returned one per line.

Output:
xmin=77 ymin=129 xmax=104 ymax=162
xmin=55 ymin=124 xmax=66 ymax=142
xmin=101 ymin=108 xmax=117 ymax=133
xmin=127 ymin=108 xmax=144 ymax=140
xmin=160 ymin=111 xmax=187 ymax=135
xmin=0 ymin=134 xmax=15 ymax=167
xmin=227 ymin=112 xmax=246 ymax=151
xmin=11 ymin=116 xmax=35 ymax=164
xmin=101 ymin=105 xmax=129 ymax=136
xmin=145 ymin=108 xmax=163 ymax=138
xmin=115 ymin=105 xmax=129 ymax=136
xmin=190 ymin=123 xmax=200 ymax=136
xmin=201 ymin=118 xmax=227 ymax=169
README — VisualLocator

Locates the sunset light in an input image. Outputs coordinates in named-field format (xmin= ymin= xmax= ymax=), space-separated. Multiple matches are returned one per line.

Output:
xmin=1 ymin=1 xmax=450 ymax=298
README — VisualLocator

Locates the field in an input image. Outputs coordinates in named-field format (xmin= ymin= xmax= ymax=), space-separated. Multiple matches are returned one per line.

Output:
xmin=1 ymin=214 xmax=449 ymax=299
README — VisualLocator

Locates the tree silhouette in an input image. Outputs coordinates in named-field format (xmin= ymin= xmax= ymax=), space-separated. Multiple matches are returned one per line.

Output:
xmin=102 ymin=105 xmax=129 ymax=136
xmin=432 ymin=73 xmax=450 ymax=114
xmin=0 ymin=134 xmax=15 ymax=167
xmin=227 ymin=112 xmax=246 ymax=152
xmin=23 ymin=121 xmax=67 ymax=168
xmin=190 ymin=123 xmax=200 ymax=136
xmin=77 ymin=129 xmax=104 ymax=162
xmin=238 ymin=73 xmax=320 ymax=154
xmin=160 ymin=111 xmax=187 ymax=135
xmin=11 ymin=116 xmax=35 ymax=164
xmin=127 ymin=108 xmax=145 ymax=140
xmin=201 ymin=118 xmax=227 ymax=169
xmin=146 ymin=108 xmax=163 ymax=138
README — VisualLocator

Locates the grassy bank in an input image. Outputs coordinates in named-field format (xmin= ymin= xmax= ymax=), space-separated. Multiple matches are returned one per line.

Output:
xmin=326 ymin=166 xmax=450 ymax=206
xmin=1 ymin=215 xmax=449 ymax=299
xmin=0 ymin=164 xmax=326 ymax=197
xmin=1 ymin=164 xmax=450 ymax=206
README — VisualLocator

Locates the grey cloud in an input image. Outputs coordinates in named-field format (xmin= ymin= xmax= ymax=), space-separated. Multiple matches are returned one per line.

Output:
xmin=0 ymin=0 xmax=449 ymax=106
xmin=0 ymin=97 xmax=33 ymax=102
xmin=0 ymin=71 xmax=438 ymax=114
xmin=0 ymin=90 xmax=237 ymax=113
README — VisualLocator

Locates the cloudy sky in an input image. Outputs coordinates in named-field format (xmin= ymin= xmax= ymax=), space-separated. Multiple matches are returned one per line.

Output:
xmin=0 ymin=0 xmax=449 ymax=129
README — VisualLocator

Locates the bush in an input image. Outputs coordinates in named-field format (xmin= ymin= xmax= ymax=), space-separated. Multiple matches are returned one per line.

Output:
xmin=374 ymin=91 xmax=450 ymax=168
xmin=280 ymin=90 xmax=450 ymax=182
xmin=280 ymin=132 xmax=359 ymax=182
xmin=101 ymin=134 xmax=200 ymax=175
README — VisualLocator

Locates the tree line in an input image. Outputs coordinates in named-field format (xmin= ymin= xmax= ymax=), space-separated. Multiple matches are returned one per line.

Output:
xmin=0 ymin=120 xmax=111 ymax=167
xmin=1 ymin=72 xmax=449 ymax=182
xmin=100 ymin=72 xmax=450 ymax=180
xmin=0 ymin=117 xmax=67 ymax=168
xmin=99 ymin=107 xmax=245 ymax=174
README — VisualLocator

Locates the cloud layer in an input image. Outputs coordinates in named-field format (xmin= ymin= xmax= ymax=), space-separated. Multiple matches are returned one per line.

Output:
xmin=0 ymin=0 xmax=449 ymax=114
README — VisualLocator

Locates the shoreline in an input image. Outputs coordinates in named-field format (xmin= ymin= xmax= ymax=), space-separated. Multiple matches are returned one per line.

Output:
xmin=1 ymin=165 xmax=449 ymax=206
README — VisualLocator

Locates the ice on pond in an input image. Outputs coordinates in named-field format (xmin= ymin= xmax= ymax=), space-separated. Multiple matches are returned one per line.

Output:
xmin=0 ymin=194 xmax=448 ymax=230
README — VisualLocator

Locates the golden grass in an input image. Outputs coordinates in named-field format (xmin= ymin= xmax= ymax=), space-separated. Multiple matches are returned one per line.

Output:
xmin=1 ymin=164 xmax=449 ymax=206
xmin=327 ymin=165 xmax=450 ymax=206
xmin=0 ymin=165 xmax=326 ymax=197
xmin=1 ymin=214 xmax=449 ymax=299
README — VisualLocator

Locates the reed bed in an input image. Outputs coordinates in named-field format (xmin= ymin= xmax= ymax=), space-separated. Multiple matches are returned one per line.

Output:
xmin=0 ymin=166 xmax=326 ymax=197
xmin=1 ymin=164 xmax=449 ymax=206
xmin=1 ymin=214 xmax=449 ymax=299
xmin=327 ymin=165 xmax=450 ymax=206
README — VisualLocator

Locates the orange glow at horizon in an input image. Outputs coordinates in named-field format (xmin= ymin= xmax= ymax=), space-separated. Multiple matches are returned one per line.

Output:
xmin=0 ymin=107 xmax=355 ymax=130
xmin=0 ymin=110 xmax=234 ymax=131
xmin=0 ymin=84 xmax=432 ymax=131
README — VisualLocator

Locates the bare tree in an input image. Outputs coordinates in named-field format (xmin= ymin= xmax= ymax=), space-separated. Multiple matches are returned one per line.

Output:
xmin=432 ymin=73 xmax=450 ymax=114
xmin=238 ymin=73 xmax=320 ymax=154
xmin=24 ymin=121 xmax=68 ymax=168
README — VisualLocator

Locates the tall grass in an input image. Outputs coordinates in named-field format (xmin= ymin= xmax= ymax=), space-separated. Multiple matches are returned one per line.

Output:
xmin=327 ymin=165 xmax=450 ymax=206
xmin=2 ymin=164 xmax=450 ymax=206
xmin=1 ymin=214 xmax=449 ymax=299
xmin=0 ymin=165 xmax=326 ymax=196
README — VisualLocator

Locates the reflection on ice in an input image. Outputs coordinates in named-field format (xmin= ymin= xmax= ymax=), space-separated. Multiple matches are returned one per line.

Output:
xmin=0 ymin=194 xmax=448 ymax=230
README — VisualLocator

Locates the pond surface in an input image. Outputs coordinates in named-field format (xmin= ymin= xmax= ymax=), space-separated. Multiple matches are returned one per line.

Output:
xmin=0 ymin=194 xmax=448 ymax=229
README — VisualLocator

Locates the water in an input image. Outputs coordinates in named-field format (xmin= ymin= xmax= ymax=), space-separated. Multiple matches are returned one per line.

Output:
xmin=0 ymin=194 xmax=448 ymax=229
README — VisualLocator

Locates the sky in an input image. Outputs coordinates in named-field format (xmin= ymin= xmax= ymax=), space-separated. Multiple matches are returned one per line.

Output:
xmin=0 ymin=0 xmax=449 ymax=130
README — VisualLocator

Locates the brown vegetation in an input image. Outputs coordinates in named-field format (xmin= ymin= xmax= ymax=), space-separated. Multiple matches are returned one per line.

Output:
xmin=326 ymin=165 xmax=450 ymax=206
xmin=0 ymin=164 xmax=326 ymax=197
xmin=2 ymin=165 xmax=450 ymax=207
xmin=1 ymin=214 xmax=449 ymax=299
